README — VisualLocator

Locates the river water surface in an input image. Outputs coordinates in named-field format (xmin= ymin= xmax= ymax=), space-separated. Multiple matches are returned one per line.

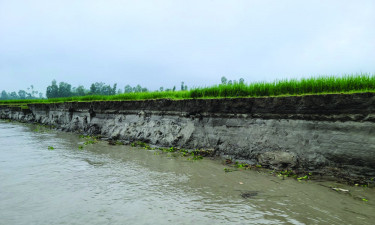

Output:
xmin=0 ymin=121 xmax=374 ymax=225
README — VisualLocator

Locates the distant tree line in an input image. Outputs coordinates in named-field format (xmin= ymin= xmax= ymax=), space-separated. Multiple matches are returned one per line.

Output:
xmin=46 ymin=80 xmax=119 ymax=98
xmin=220 ymin=76 xmax=245 ymax=85
xmin=0 ymin=85 xmax=43 ymax=100
xmin=1 ymin=79 xmax=192 ymax=100
xmin=45 ymin=80 xmax=189 ymax=99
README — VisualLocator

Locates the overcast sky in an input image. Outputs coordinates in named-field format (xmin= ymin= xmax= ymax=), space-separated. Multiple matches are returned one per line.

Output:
xmin=1 ymin=0 xmax=374 ymax=94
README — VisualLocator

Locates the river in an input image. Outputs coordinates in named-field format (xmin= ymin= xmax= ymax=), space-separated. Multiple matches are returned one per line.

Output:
xmin=0 ymin=121 xmax=374 ymax=225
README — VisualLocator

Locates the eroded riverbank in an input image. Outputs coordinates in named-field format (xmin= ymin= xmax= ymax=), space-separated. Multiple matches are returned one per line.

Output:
xmin=1 ymin=93 xmax=374 ymax=184
xmin=1 ymin=121 xmax=375 ymax=225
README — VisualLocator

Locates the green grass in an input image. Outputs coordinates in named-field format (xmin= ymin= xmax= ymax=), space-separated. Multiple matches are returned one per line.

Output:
xmin=190 ymin=74 xmax=375 ymax=98
xmin=1 ymin=74 xmax=374 ymax=106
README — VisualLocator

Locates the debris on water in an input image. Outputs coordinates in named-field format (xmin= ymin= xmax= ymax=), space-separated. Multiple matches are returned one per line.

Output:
xmin=332 ymin=187 xmax=349 ymax=193
xmin=240 ymin=191 xmax=258 ymax=199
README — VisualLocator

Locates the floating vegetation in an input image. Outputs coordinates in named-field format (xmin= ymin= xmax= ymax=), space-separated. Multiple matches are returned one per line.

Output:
xmin=332 ymin=187 xmax=350 ymax=193
xmin=131 ymin=141 xmax=149 ymax=148
xmin=273 ymin=170 xmax=297 ymax=179
xmin=84 ymin=140 xmax=97 ymax=145
xmin=187 ymin=153 xmax=203 ymax=161
xmin=47 ymin=146 xmax=54 ymax=150
xmin=297 ymin=175 xmax=309 ymax=181
xmin=128 ymin=141 xmax=214 ymax=161
xmin=223 ymin=161 xmax=264 ymax=173
xmin=115 ymin=141 xmax=123 ymax=145
xmin=240 ymin=191 xmax=258 ymax=199
xmin=77 ymin=135 xmax=99 ymax=149
xmin=79 ymin=135 xmax=90 ymax=139
xmin=234 ymin=162 xmax=251 ymax=170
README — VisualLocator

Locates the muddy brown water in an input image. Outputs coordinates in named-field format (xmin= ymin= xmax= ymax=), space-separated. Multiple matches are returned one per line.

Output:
xmin=0 ymin=121 xmax=374 ymax=225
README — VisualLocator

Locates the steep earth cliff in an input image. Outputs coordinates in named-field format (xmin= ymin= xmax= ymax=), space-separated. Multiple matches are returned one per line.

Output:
xmin=1 ymin=93 xmax=374 ymax=183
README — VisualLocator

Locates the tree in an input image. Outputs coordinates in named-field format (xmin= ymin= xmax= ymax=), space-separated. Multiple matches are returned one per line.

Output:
xmin=101 ymin=85 xmax=112 ymax=95
xmin=111 ymin=83 xmax=117 ymax=95
xmin=27 ymin=85 xmax=38 ymax=98
xmin=9 ymin=92 xmax=18 ymax=99
xmin=90 ymin=83 xmax=98 ymax=95
xmin=133 ymin=85 xmax=141 ymax=93
xmin=18 ymin=90 xmax=27 ymax=99
xmin=173 ymin=86 xmax=176 ymax=91
xmin=221 ymin=76 xmax=227 ymax=84
xmin=90 ymin=82 xmax=105 ymax=95
xmin=46 ymin=80 xmax=59 ymax=98
xmin=239 ymin=78 xmax=245 ymax=84
xmin=124 ymin=85 xmax=132 ymax=93
xmin=228 ymin=80 xmax=233 ymax=85
xmin=76 ymin=85 xmax=86 ymax=96
xmin=159 ymin=87 xmax=164 ymax=92
xmin=58 ymin=82 xmax=72 ymax=97
xmin=181 ymin=82 xmax=185 ymax=91
xmin=1 ymin=91 xmax=8 ymax=100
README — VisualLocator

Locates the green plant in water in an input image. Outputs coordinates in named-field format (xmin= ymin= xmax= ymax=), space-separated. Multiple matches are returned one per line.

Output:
xmin=47 ymin=146 xmax=54 ymax=150
xmin=188 ymin=155 xmax=203 ymax=161
xmin=234 ymin=162 xmax=250 ymax=169
xmin=84 ymin=140 xmax=97 ymax=145
xmin=277 ymin=170 xmax=297 ymax=178
xmin=362 ymin=198 xmax=369 ymax=202
xmin=297 ymin=175 xmax=309 ymax=181
xmin=78 ymin=145 xmax=84 ymax=150
xmin=131 ymin=141 xmax=150 ymax=149
xmin=187 ymin=151 xmax=204 ymax=160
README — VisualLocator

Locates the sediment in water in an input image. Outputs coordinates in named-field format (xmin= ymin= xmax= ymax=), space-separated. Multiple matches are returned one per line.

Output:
xmin=1 ymin=93 xmax=374 ymax=183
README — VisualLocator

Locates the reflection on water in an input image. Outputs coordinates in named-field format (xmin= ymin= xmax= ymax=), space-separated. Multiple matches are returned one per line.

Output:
xmin=0 ymin=121 xmax=374 ymax=225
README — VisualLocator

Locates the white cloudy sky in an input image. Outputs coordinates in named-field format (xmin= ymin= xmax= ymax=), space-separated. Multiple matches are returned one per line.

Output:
xmin=0 ymin=0 xmax=374 ymax=93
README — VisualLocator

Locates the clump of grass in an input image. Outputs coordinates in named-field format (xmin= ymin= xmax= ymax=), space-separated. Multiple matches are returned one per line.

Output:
xmin=47 ymin=146 xmax=54 ymax=150
xmin=78 ymin=135 xmax=98 ymax=149
xmin=187 ymin=151 xmax=203 ymax=161
xmin=159 ymin=147 xmax=178 ymax=152
xmin=128 ymin=142 xmax=214 ymax=160
xmin=131 ymin=141 xmax=152 ymax=149
xmin=84 ymin=140 xmax=97 ymax=145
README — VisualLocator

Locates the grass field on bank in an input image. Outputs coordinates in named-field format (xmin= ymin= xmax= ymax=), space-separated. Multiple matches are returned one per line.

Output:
xmin=1 ymin=74 xmax=374 ymax=106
